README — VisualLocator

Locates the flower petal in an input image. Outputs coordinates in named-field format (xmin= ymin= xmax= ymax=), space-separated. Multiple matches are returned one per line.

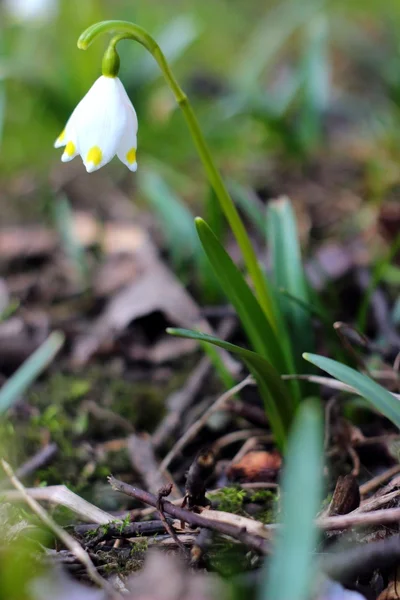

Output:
xmin=54 ymin=128 xmax=66 ymax=148
xmin=116 ymin=109 xmax=138 ymax=172
xmin=74 ymin=76 xmax=129 ymax=172
xmin=61 ymin=139 xmax=79 ymax=163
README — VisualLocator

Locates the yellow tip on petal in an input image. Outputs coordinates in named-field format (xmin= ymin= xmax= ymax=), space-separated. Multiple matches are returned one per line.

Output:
xmin=126 ymin=147 xmax=136 ymax=165
xmin=65 ymin=141 xmax=76 ymax=157
xmin=54 ymin=129 xmax=66 ymax=148
xmin=86 ymin=146 xmax=103 ymax=170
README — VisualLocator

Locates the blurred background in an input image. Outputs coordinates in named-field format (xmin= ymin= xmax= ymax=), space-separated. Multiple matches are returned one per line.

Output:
xmin=1 ymin=3 xmax=400 ymax=596
xmin=1 ymin=0 xmax=400 ymax=233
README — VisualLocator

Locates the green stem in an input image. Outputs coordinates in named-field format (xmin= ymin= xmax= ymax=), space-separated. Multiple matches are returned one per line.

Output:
xmin=78 ymin=20 xmax=276 ymax=328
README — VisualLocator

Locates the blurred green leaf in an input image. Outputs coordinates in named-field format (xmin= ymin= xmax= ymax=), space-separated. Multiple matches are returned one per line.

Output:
xmin=267 ymin=197 xmax=314 ymax=369
xmin=260 ymin=399 xmax=323 ymax=600
xmin=130 ymin=15 xmax=201 ymax=85
xmin=0 ymin=332 xmax=64 ymax=414
xmin=298 ymin=13 xmax=330 ymax=149
xmin=167 ymin=328 xmax=294 ymax=451
xmin=228 ymin=180 xmax=265 ymax=237
xmin=234 ymin=0 xmax=326 ymax=92
xmin=304 ymin=353 xmax=400 ymax=428
xmin=139 ymin=168 xmax=200 ymax=270
xmin=53 ymin=195 xmax=89 ymax=288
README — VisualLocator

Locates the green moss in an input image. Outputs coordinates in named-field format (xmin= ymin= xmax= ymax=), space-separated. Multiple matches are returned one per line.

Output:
xmin=209 ymin=487 xmax=247 ymax=515
xmin=249 ymin=489 xmax=278 ymax=524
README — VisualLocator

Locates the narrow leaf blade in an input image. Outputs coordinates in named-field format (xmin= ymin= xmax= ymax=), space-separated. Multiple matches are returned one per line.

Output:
xmin=260 ymin=399 xmax=324 ymax=600
xmin=0 ymin=332 xmax=65 ymax=414
xmin=267 ymin=197 xmax=314 ymax=368
xmin=304 ymin=353 xmax=400 ymax=429
xmin=195 ymin=218 xmax=288 ymax=376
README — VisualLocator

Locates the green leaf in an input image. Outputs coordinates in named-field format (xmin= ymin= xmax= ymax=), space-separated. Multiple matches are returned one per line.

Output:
xmin=234 ymin=0 xmax=326 ymax=92
xmin=167 ymin=328 xmax=294 ymax=451
xmin=195 ymin=218 xmax=289 ymax=377
xmin=260 ymin=399 xmax=323 ymax=600
xmin=0 ymin=332 xmax=65 ymax=414
xmin=53 ymin=195 xmax=88 ymax=288
xmin=139 ymin=169 xmax=200 ymax=270
xmin=267 ymin=197 xmax=314 ymax=369
xmin=128 ymin=15 xmax=200 ymax=85
xmin=303 ymin=353 xmax=400 ymax=429
xmin=228 ymin=180 xmax=265 ymax=237
xmin=298 ymin=13 xmax=330 ymax=149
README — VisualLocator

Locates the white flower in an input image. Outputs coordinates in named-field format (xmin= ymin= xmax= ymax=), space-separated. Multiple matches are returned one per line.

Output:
xmin=54 ymin=75 xmax=138 ymax=173
xmin=5 ymin=0 xmax=58 ymax=23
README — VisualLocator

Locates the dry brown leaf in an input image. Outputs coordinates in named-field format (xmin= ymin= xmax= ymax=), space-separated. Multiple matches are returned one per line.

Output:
xmin=228 ymin=450 xmax=282 ymax=482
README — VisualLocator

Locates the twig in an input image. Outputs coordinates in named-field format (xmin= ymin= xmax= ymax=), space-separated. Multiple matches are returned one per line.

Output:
xmin=152 ymin=318 xmax=237 ymax=449
xmin=108 ymin=476 xmax=269 ymax=554
xmin=224 ymin=400 xmax=269 ymax=428
xmin=74 ymin=519 xmax=171 ymax=539
xmin=84 ymin=400 xmax=135 ymax=433
xmin=355 ymin=489 xmax=400 ymax=513
xmin=15 ymin=442 xmax=58 ymax=481
xmin=1 ymin=460 xmax=116 ymax=595
xmin=211 ymin=429 xmax=271 ymax=454
xmin=2 ymin=484 xmax=114 ymax=524
xmin=156 ymin=484 xmax=188 ymax=555
xmin=359 ymin=464 xmax=400 ymax=496
xmin=317 ymin=506 xmax=400 ymax=530
xmin=127 ymin=433 xmax=181 ymax=499
xmin=159 ymin=376 xmax=254 ymax=472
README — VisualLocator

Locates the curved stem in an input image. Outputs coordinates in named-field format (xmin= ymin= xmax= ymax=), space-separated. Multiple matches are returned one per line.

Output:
xmin=78 ymin=20 xmax=276 ymax=328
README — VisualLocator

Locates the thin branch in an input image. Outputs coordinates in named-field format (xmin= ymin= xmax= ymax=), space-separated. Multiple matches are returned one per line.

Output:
xmin=159 ymin=376 xmax=254 ymax=472
xmin=359 ymin=464 xmax=400 ymax=496
xmin=1 ymin=460 xmax=116 ymax=595
xmin=108 ymin=476 xmax=269 ymax=554
xmin=317 ymin=506 xmax=400 ymax=531
xmin=1 ymin=484 xmax=114 ymax=524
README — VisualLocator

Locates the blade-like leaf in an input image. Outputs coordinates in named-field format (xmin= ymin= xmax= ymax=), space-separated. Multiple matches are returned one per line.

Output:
xmin=195 ymin=218 xmax=289 ymax=378
xmin=260 ymin=399 xmax=324 ymax=600
xmin=267 ymin=197 xmax=314 ymax=368
xmin=53 ymin=195 xmax=88 ymax=287
xmin=139 ymin=169 xmax=200 ymax=270
xmin=167 ymin=328 xmax=294 ymax=450
xmin=0 ymin=332 xmax=65 ymax=414
xmin=304 ymin=353 xmax=400 ymax=429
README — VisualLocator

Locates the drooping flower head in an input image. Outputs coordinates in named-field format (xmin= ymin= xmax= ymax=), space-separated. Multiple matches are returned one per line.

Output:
xmin=55 ymin=45 xmax=138 ymax=173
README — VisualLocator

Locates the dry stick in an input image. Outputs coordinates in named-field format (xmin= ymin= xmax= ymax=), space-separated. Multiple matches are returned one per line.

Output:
xmin=127 ymin=433 xmax=181 ymax=499
xmin=2 ymin=484 xmax=114 ymax=524
xmin=152 ymin=318 xmax=237 ymax=450
xmin=211 ymin=429 xmax=271 ymax=454
xmin=359 ymin=464 xmax=400 ymax=497
xmin=317 ymin=507 xmax=400 ymax=531
xmin=159 ymin=376 xmax=254 ymax=473
xmin=156 ymin=483 xmax=188 ymax=555
xmin=1 ymin=460 xmax=116 ymax=596
xmin=224 ymin=399 xmax=269 ymax=428
xmin=108 ymin=476 xmax=269 ymax=554
xmin=355 ymin=489 xmax=400 ymax=513
xmin=16 ymin=442 xmax=58 ymax=480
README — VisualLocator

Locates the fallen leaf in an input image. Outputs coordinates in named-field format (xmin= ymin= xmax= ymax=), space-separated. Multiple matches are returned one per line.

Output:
xmin=228 ymin=450 xmax=282 ymax=482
